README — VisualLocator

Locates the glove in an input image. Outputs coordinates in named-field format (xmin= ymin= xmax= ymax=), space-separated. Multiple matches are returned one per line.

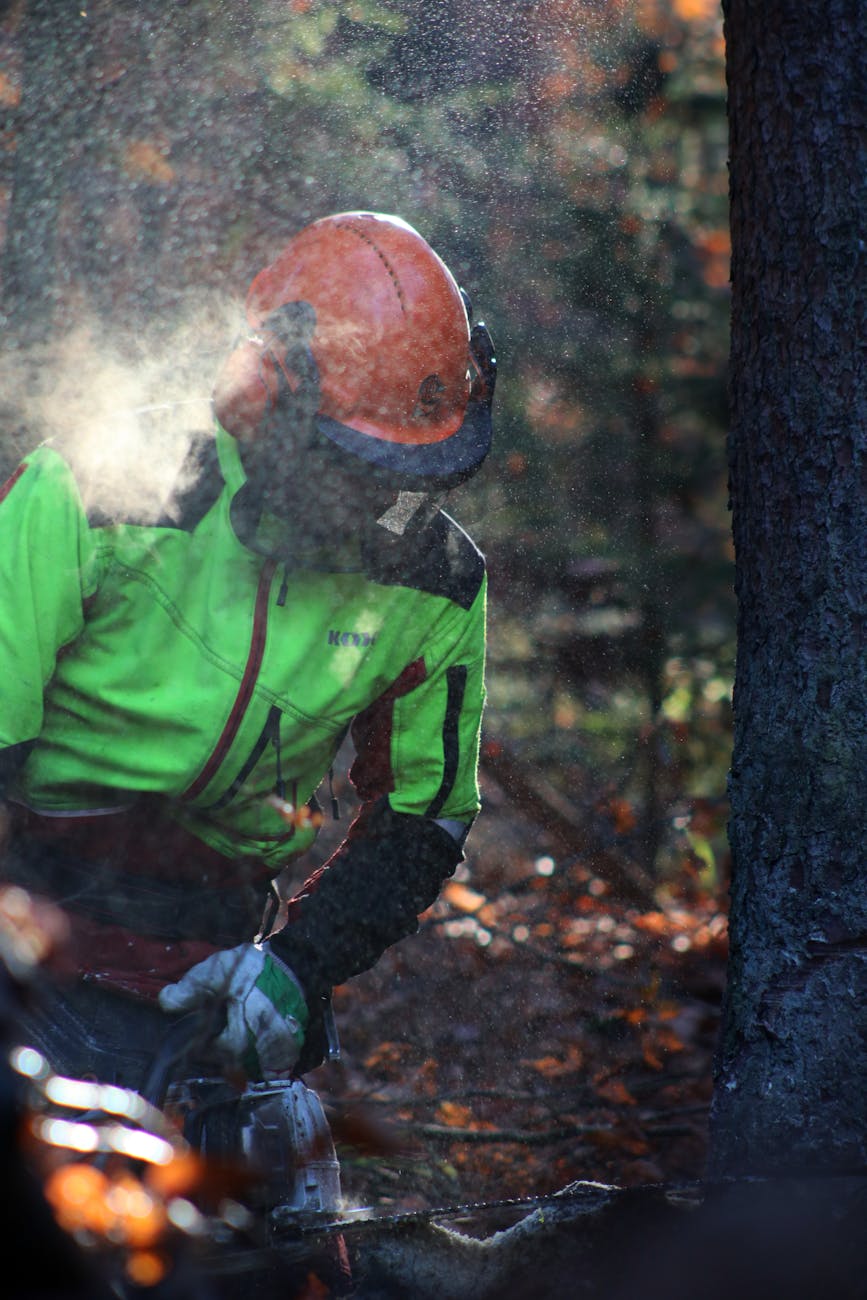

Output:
xmin=158 ymin=942 xmax=308 ymax=1080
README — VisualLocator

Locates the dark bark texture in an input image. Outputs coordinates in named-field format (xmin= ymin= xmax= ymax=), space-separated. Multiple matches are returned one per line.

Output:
xmin=710 ymin=0 xmax=867 ymax=1174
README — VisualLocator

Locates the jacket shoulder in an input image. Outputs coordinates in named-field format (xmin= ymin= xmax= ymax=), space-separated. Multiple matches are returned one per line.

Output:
xmin=363 ymin=511 xmax=485 ymax=611
xmin=85 ymin=435 xmax=224 ymax=531
xmin=2 ymin=443 xmax=73 ymax=482
xmin=0 ymin=444 xmax=84 ymax=508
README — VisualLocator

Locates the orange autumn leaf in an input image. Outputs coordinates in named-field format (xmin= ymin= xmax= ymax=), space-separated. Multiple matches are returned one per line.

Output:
xmin=123 ymin=140 xmax=175 ymax=185
xmin=643 ymin=1041 xmax=663 ymax=1070
xmin=363 ymin=1040 xmax=409 ymax=1070
xmin=524 ymin=1054 xmax=561 ymax=1075
xmin=673 ymin=0 xmax=720 ymax=20
xmin=0 ymin=71 xmax=20 ymax=108
xmin=594 ymin=1077 xmax=637 ymax=1107
xmin=521 ymin=1044 xmax=584 ymax=1078
xmin=657 ymin=1001 xmax=683 ymax=1021
xmin=634 ymin=911 xmax=671 ymax=936
xmin=653 ymin=1027 xmax=686 ymax=1054
xmin=435 ymin=1101 xmax=474 ymax=1128
xmin=443 ymin=880 xmax=486 ymax=913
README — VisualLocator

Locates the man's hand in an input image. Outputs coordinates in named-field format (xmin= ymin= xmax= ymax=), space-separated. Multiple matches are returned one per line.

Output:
xmin=158 ymin=943 xmax=308 ymax=1080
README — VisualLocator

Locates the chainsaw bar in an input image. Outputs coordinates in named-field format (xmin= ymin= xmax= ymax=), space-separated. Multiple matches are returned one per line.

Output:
xmin=269 ymin=1178 xmax=699 ymax=1241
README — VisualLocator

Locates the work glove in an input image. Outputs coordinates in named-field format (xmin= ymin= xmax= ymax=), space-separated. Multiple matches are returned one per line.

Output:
xmin=158 ymin=942 xmax=308 ymax=1081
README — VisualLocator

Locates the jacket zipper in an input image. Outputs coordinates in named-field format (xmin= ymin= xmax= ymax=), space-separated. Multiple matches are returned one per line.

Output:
xmin=181 ymin=559 xmax=276 ymax=802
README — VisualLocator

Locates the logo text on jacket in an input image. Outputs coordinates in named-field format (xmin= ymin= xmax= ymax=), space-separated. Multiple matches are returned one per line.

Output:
xmin=328 ymin=630 xmax=377 ymax=648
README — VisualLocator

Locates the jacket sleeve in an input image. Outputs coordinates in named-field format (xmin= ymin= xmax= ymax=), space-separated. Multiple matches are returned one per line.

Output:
xmin=350 ymin=575 xmax=487 ymax=822
xmin=0 ymin=450 xmax=100 ymax=779
xmin=270 ymin=799 xmax=464 ymax=997
xmin=269 ymin=579 xmax=487 ymax=999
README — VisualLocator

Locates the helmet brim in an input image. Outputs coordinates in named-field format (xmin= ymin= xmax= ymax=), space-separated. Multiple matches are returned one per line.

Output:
xmin=316 ymin=398 xmax=492 ymax=490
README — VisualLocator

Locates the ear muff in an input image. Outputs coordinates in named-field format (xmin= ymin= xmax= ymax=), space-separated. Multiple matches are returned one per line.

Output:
xmin=469 ymin=322 xmax=496 ymax=410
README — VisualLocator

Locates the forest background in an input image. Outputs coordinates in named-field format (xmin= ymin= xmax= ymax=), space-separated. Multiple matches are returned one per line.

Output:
xmin=0 ymin=0 xmax=733 ymax=1216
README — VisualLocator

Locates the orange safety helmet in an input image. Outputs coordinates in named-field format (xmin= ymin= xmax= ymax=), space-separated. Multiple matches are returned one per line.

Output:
xmin=214 ymin=211 xmax=495 ymax=490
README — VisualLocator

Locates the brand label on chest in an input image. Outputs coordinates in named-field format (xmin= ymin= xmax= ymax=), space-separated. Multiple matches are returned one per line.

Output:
xmin=327 ymin=629 xmax=377 ymax=648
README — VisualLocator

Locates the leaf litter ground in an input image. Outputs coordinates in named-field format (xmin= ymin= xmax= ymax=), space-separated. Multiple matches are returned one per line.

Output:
xmin=306 ymin=773 xmax=728 ymax=1229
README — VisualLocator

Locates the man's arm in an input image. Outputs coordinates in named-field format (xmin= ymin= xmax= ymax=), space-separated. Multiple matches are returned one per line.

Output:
xmin=269 ymin=578 xmax=487 ymax=1000
xmin=269 ymin=798 xmax=466 ymax=998
xmin=0 ymin=450 xmax=99 ymax=789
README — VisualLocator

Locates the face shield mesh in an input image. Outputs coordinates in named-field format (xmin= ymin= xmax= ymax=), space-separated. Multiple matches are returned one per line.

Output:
xmin=235 ymin=424 xmax=450 ymax=560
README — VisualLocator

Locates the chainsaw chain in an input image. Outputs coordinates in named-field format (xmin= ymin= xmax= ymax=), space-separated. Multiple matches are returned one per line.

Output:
xmin=270 ymin=1178 xmax=699 ymax=1241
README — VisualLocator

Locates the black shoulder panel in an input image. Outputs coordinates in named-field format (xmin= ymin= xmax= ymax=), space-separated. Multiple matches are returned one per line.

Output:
xmin=362 ymin=511 xmax=485 ymax=611
xmin=159 ymin=436 xmax=224 ymax=531
xmin=86 ymin=436 xmax=224 ymax=531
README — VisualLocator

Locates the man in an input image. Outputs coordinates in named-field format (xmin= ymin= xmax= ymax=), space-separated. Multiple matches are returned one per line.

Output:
xmin=0 ymin=211 xmax=495 ymax=1086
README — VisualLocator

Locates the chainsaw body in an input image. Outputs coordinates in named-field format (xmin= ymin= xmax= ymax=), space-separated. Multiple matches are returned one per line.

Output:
xmin=168 ymin=1075 xmax=343 ymax=1217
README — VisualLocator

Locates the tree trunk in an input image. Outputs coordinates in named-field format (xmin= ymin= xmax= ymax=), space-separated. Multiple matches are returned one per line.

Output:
xmin=710 ymin=0 xmax=867 ymax=1175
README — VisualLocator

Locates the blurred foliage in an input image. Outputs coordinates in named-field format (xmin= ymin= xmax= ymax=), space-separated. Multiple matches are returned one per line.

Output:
xmin=0 ymin=0 xmax=732 ymax=879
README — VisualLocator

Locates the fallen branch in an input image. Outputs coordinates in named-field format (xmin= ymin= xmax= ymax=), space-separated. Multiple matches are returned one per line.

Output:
xmin=341 ymin=1086 xmax=601 ymax=1107
xmin=416 ymin=1121 xmax=609 ymax=1146
xmin=479 ymin=738 xmax=657 ymax=907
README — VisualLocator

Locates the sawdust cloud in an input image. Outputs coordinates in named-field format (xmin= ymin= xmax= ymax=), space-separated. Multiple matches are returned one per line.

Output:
xmin=0 ymin=292 xmax=240 ymax=521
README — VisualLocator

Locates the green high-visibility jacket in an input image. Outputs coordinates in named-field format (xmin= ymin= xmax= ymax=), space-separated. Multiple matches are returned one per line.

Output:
xmin=0 ymin=426 xmax=486 ymax=997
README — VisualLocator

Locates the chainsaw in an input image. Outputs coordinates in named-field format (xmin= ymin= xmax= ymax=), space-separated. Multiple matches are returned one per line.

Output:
xmin=136 ymin=1003 xmax=353 ymax=1293
xmin=14 ymin=1000 xmax=675 ymax=1298
xmin=139 ymin=1003 xmax=344 ymax=1222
